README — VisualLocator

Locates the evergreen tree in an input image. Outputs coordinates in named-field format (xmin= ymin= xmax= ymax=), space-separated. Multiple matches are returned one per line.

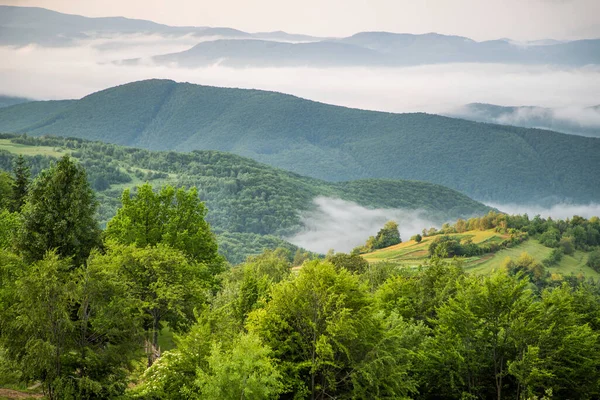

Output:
xmin=16 ymin=155 xmax=101 ymax=266
xmin=11 ymin=155 xmax=29 ymax=212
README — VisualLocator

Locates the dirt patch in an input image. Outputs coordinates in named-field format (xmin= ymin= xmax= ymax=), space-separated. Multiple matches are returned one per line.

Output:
xmin=0 ymin=388 xmax=43 ymax=399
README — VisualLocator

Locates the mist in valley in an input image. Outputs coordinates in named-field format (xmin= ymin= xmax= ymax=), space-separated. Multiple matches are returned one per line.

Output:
xmin=1 ymin=35 xmax=599 ymax=132
xmin=490 ymin=202 xmax=600 ymax=221
xmin=287 ymin=197 xmax=437 ymax=253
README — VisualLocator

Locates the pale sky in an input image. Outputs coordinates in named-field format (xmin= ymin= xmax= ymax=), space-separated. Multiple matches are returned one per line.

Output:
xmin=1 ymin=0 xmax=599 ymax=41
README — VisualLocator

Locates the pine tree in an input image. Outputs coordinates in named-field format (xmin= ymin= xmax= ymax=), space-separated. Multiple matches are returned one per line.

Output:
xmin=17 ymin=156 xmax=101 ymax=266
xmin=11 ymin=155 xmax=30 ymax=212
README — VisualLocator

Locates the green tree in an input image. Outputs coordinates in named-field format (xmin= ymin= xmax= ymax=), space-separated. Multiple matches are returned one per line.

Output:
xmin=410 ymin=233 xmax=423 ymax=243
xmin=90 ymin=243 xmax=210 ymax=366
xmin=326 ymin=252 xmax=369 ymax=274
xmin=106 ymin=184 xmax=221 ymax=267
xmin=196 ymin=333 xmax=284 ymax=400
xmin=587 ymin=249 xmax=600 ymax=272
xmin=426 ymin=271 xmax=539 ymax=400
xmin=0 ymin=171 xmax=13 ymax=211
xmin=11 ymin=155 xmax=30 ymax=212
xmin=374 ymin=220 xmax=401 ymax=249
xmin=16 ymin=156 xmax=101 ymax=266
xmin=0 ymin=252 xmax=139 ymax=399
xmin=248 ymin=260 xmax=420 ymax=399
xmin=0 ymin=210 xmax=19 ymax=250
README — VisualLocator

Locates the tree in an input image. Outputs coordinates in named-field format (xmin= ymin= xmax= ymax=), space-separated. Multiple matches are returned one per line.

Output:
xmin=196 ymin=333 xmax=284 ymax=400
xmin=426 ymin=271 xmax=539 ymax=400
xmin=11 ymin=155 xmax=30 ymax=212
xmin=0 ymin=210 xmax=19 ymax=250
xmin=587 ymin=249 xmax=600 ymax=272
xmin=16 ymin=156 xmax=101 ymax=266
xmin=106 ymin=184 xmax=221 ymax=267
xmin=326 ymin=252 xmax=369 ymax=274
xmin=90 ymin=243 xmax=210 ymax=366
xmin=248 ymin=260 xmax=420 ymax=399
xmin=0 ymin=252 xmax=139 ymax=399
xmin=0 ymin=172 xmax=13 ymax=211
xmin=410 ymin=233 xmax=423 ymax=243
xmin=374 ymin=221 xmax=401 ymax=249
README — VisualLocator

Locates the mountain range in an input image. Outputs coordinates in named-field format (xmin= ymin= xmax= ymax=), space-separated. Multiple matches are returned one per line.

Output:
xmin=0 ymin=79 xmax=598 ymax=204
xmin=2 ymin=6 xmax=599 ymax=68
xmin=0 ymin=5 xmax=324 ymax=47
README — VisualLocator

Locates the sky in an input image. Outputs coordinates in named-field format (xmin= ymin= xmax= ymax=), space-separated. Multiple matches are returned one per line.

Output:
xmin=1 ymin=0 xmax=599 ymax=41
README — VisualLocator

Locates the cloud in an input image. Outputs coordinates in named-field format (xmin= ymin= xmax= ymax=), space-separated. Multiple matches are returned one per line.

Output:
xmin=488 ymin=203 xmax=600 ymax=220
xmin=0 ymin=38 xmax=599 ymax=115
xmin=287 ymin=197 xmax=437 ymax=253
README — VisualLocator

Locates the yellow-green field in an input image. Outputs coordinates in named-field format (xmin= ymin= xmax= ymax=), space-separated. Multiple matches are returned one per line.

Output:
xmin=0 ymin=138 xmax=66 ymax=158
xmin=363 ymin=229 xmax=599 ymax=279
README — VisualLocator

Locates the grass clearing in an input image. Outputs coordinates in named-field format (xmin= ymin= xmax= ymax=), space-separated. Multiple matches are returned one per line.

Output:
xmin=0 ymin=139 xmax=66 ymax=158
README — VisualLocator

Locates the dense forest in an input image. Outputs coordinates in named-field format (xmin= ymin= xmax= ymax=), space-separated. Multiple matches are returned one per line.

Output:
xmin=0 ymin=134 xmax=491 ymax=263
xmin=1 ymin=155 xmax=600 ymax=400
xmin=0 ymin=80 xmax=599 ymax=203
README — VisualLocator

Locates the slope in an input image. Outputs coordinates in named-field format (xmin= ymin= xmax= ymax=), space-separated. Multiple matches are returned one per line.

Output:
xmin=0 ymin=80 xmax=599 ymax=204
xmin=0 ymin=134 xmax=492 ymax=262
xmin=362 ymin=229 xmax=600 ymax=279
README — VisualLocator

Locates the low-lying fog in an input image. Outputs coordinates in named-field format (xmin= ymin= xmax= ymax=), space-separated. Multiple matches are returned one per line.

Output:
xmin=287 ymin=197 xmax=437 ymax=254
xmin=490 ymin=203 xmax=600 ymax=221
xmin=287 ymin=198 xmax=600 ymax=254
xmin=1 ymin=35 xmax=599 ymax=130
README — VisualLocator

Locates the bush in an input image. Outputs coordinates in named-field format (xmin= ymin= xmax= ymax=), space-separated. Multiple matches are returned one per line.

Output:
xmin=588 ymin=250 xmax=600 ymax=272
xmin=410 ymin=234 xmax=423 ymax=243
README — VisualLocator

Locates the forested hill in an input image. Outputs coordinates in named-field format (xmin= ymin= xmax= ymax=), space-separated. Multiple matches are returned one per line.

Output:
xmin=1 ymin=79 xmax=599 ymax=204
xmin=0 ymin=134 xmax=491 ymax=263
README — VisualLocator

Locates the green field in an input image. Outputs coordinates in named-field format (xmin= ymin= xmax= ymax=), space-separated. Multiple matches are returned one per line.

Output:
xmin=363 ymin=229 xmax=600 ymax=279
xmin=0 ymin=138 xmax=66 ymax=158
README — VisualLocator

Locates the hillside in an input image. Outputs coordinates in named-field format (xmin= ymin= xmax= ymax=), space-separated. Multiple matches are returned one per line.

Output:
xmin=0 ymin=95 xmax=31 ymax=109
xmin=362 ymin=210 xmax=600 ymax=280
xmin=363 ymin=229 xmax=599 ymax=279
xmin=0 ymin=80 xmax=599 ymax=204
xmin=0 ymin=134 xmax=491 ymax=263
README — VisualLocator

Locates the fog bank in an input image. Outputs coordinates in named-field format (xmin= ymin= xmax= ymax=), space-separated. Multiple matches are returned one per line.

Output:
xmin=489 ymin=203 xmax=600 ymax=220
xmin=287 ymin=197 xmax=437 ymax=254
xmin=0 ymin=37 xmax=599 ymax=117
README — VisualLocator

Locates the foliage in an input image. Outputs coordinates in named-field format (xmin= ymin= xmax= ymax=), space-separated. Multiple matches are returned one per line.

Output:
xmin=0 ymin=210 xmax=19 ymax=250
xmin=247 ymin=260 xmax=422 ymax=399
xmin=411 ymin=233 xmax=422 ymax=243
xmin=374 ymin=220 xmax=401 ymax=249
xmin=588 ymin=249 xmax=600 ymax=272
xmin=16 ymin=155 xmax=101 ymax=266
xmin=195 ymin=333 xmax=284 ymax=400
xmin=88 ymin=243 xmax=211 ymax=366
xmin=106 ymin=183 xmax=221 ymax=266
xmin=10 ymin=154 xmax=29 ymax=212
xmin=0 ymin=171 xmax=12 ymax=210
xmin=0 ymin=252 xmax=140 ymax=399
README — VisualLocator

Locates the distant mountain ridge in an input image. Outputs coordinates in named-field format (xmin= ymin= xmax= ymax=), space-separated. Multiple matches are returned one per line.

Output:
xmin=2 ymin=6 xmax=599 ymax=67
xmin=0 ymin=79 xmax=598 ymax=204
xmin=0 ymin=95 xmax=31 ymax=109
xmin=0 ymin=5 xmax=324 ymax=47
xmin=129 ymin=33 xmax=600 ymax=68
